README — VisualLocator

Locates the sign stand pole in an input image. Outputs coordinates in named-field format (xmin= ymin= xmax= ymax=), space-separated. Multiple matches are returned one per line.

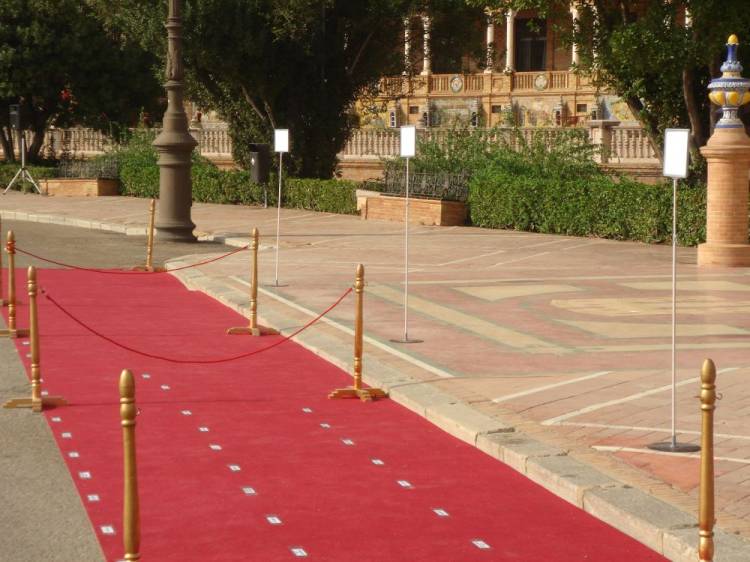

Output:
xmin=269 ymin=129 xmax=289 ymax=288
xmin=649 ymin=130 xmax=699 ymax=453
xmin=274 ymin=151 xmax=282 ymax=287
xmin=391 ymin=126 xmax=422 ymax=344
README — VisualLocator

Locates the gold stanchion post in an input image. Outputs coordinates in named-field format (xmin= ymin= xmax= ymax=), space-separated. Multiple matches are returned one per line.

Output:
xmin=329 ymin=264 xmax=387 ymax=402
xmin=0 ymin=218 xmax=6 ymax=307
xmin=227 ymin=228 xmax=277 ymax=336
xmin=120 ymin=369 xmax=141 ymax=561
xmin=3 ymin=266 xmax=67 ymax=411
xmin=699 ymin=358 xmax=717 ymax=562
xmin=1 ymin=231 xmax=29 ymax=338
xmin=133 ymin=199 xmax=164 ymax=272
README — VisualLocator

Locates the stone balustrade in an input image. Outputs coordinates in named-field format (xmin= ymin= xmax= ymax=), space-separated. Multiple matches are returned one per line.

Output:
xmin=4 ymin=125 xmax=235 ymax=161
xmin=339 ymin=124 xmax=658 ymax=165
xmin=5 ymin=122 xmax=658 ymax=175
xmin=381 ymin=70 xmax=593 ymax=96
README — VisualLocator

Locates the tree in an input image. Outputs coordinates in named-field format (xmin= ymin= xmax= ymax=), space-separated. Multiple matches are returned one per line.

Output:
xmin=470 ymin=1 xmax=750 ymax=172
xmin=0 ymin=0 xmax=162 ymax=162
xmin=101 ymin=0 xmax=483 ymax=178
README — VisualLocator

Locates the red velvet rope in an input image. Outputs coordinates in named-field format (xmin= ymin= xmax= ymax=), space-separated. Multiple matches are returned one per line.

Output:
xmin=41 ymin=287 xmax=352 ymax=364
xmin=15 ymin=245 xmax=248 ymax=274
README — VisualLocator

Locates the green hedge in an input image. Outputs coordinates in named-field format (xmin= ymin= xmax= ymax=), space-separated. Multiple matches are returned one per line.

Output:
xmin=115 ymin=130 xmax=357 ymax=214
xmin=284 ymin=178 xmax=358 ymax=215
xmin=468 ymin=168 xmax=706 ymax=246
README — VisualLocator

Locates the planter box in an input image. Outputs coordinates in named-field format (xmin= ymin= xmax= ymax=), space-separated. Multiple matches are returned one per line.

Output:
xmin=42 ymin=178 xmax=119 ymax=197
xmin=359 ymin=193 xmax=466 ymax=226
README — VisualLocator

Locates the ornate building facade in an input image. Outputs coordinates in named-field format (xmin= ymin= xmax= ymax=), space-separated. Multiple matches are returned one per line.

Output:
xmin=359 ymin=6 xmax=638 ymax=131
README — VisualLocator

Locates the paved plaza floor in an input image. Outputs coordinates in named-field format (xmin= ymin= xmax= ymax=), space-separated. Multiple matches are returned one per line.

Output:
xmin=2 ymin=192 xmax=750 ymax=559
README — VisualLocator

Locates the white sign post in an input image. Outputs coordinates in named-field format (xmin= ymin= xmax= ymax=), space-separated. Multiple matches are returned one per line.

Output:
xmin=648 ymin=128 xmax=699 ymax=454
xmin=272 ymin=129 xmax=289 ymax=287
xmin=391 ymin=126 xmax=422 ymax=344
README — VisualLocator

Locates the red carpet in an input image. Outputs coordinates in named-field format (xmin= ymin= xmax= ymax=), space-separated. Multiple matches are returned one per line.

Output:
xmin=5 ymin=269 xmax=666 ymax=561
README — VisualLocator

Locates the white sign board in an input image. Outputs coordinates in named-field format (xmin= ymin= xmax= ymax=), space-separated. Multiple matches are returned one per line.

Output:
xmin=274 ymin=129 xmax=289 ymax=153
xmin=663 ymin=129 xmax=690 ymax=179
xmin=400 ymin=125 xmax=416 ymax=158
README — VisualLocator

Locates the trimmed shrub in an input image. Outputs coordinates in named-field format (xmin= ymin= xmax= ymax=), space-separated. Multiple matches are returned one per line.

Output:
xmin=284 ymin=178 xmax=358 ymax=215
xmin=468 ymin=168 xmax=706 ymax=246
xmin=113 ymin=130 xmax=357 ymax=214
xmin=115 ymin=129 xmax=159 ymax=198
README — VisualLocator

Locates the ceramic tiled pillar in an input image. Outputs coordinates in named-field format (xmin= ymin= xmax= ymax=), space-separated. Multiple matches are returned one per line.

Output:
xmin=698 ymin=35 xmax=750 ymax=267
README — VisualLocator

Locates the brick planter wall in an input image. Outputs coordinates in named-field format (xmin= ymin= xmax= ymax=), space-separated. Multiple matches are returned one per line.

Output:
xmin=43 ymin=178 xmax=120 ymax=197
xmin=359 ymin=194 xmax=466 ymax=226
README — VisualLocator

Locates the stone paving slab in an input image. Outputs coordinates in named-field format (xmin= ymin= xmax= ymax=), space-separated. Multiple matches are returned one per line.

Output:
xmin=3 ymin=193 xmax=750 ymax=560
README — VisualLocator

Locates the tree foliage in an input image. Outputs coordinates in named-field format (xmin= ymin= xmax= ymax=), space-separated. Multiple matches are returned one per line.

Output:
xmin=0 ymin=0 xmax=162 ymax=162
xmin=471 ymin=1 xmax=750 ymax=173
xmin=101 ymin=0 xmax=484 ymax=178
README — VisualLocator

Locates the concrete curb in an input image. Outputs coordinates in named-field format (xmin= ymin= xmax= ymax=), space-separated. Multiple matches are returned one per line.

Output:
xmin=5 ymin=208 xmax=750 ymax=560
xmin=165 ymin=259 xmax=750 ymax=562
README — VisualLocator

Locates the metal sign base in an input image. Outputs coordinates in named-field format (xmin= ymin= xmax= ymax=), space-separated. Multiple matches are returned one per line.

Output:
xmin=647 ymin=440 xmax=700 ymax=453
xmin=390 ymin=338 xmax=423 ymax=344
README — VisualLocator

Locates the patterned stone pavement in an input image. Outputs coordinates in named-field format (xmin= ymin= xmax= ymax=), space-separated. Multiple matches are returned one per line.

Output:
xmin=2 ymin=192 xmax=750 ymax=556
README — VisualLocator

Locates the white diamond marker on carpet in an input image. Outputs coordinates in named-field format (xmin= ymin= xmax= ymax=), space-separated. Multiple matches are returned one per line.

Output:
xmin=141 ymin=374 xmax=151 ymax=379
xmin=371 ymin=458 xmax=384 ymax=465
xmin=291 ymin=547 xmax=308 ymax=557
xmin=302 ymin=407 xmax=312 ymax=413
xmin=209 ymin=444 xmax=222 ymax=451
xmin=87 ymin=494 xmax=100 ymax=502
xmin=341 ymin=438 xmax=354 ymax=446
xmin=160 ymin=385 xmax=170 ymax=391
xmin=228 ymin=464 xmax=241 ymax=472
xmin=51 ymin=417 xmax=61 ymax=422
xmin=62 ymin=432 xmax=72 ymax=439
xmin=41 ymin=390 xmax=48 ymax=396
xmin=433 ymin=508 xmax=449 ymax=517
xmin=397 ymin=480 xmax=413 ymax=489
xmin=266 ymin=515 xmax=282 ymax=525
xmin=78 ymin=471 xmax=92 ymax=480
xmin=472 ymin=539 xmax=491 ymax=550
xmin=199 ymin=427 xmax=209 ymax=432
xmin=242 ymin=487 xmax=256 ymax=496
xmin=100 ymin=525 xmax=115 ymax=536
xmin=320 ymin=423 xmax=330 ymax=429
xmin=181 ymin=410 xmax=192 ymax=416
xmin=68 ymin=451 xmax=79 ymax=458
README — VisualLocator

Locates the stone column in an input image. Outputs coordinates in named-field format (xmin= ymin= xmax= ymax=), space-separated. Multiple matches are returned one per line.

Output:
xmin=421 ymin=14 xmax=432 ymax=76
xmin=484 ymin=11 xmax=495 ymax=73
xmin=505 ymin=10 xmax=516 ymax=72
xmin=698 ymin=35 xmax=750 ymax=267
xmin=570 ymin=4 xmax=580 ymax=67
xmin=403 ymin=17 xmax=411 ymax=75
xmin=153 ymin=0 xmax=198 ymax=242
